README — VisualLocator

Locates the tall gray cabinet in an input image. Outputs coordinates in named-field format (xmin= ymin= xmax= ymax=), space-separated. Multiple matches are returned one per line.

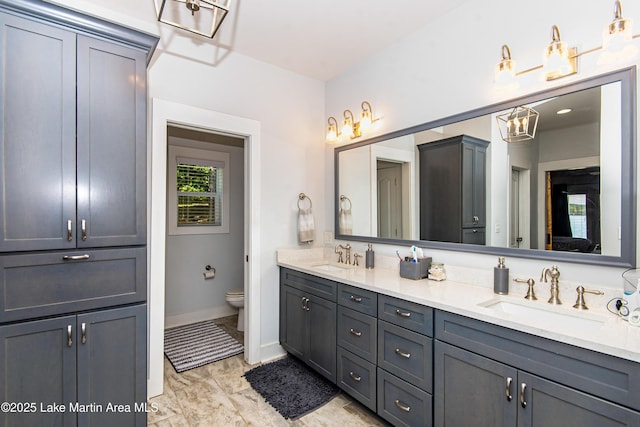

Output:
xmin=0 ymin=1 xmax=157 ymax=426
xmin=419 ymin=135 xmax=489 ymax=245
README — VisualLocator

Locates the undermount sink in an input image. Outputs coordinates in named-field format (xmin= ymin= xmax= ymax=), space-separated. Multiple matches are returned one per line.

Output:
xmin=478 ymin=297 xmax=608 ymax=331
xmin=310 ymin=263 xmax=350 ymax=272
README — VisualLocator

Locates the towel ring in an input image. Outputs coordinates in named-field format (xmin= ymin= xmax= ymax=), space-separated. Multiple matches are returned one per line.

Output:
xmin=339 ymin=195 xmax=352 ymax=210
xmin=298 ymin=193 xmax=312 ymax=209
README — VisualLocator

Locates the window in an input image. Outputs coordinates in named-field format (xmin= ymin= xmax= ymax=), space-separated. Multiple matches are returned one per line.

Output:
xmin=567 ymin=193 xmax=587 ymax=239
xmin=168 ymin=146 xmax=230 ymax=235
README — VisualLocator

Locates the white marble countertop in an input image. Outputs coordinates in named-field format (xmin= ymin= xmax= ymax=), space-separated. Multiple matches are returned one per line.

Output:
xmin=277 ymin=248 xmax=640 ymax=364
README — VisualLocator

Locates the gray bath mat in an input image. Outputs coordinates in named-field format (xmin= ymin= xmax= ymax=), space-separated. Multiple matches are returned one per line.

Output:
xmin=164 ymin=320 xmax=243 ymax=373
xmin=243 ymin=356 xmax=340 ymax=420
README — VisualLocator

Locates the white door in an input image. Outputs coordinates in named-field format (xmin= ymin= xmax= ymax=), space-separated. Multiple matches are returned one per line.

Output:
xmin=377 ymin=160 xmax=402 ymax=238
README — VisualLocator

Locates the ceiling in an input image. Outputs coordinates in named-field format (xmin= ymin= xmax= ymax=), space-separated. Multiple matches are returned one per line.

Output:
xmin=68 ymin=0 xmax=472 ymax=81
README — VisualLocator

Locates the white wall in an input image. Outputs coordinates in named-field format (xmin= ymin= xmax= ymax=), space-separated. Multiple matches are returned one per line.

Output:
xmin=325 ymin=0 xmax=640 ymax=287
xmin=164 ymin=138 xmax=244 ymax=327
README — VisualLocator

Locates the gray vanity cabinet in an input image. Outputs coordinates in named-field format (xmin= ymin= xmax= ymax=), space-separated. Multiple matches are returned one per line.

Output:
xmin=0 ymin=6 xmax=148 ymax=252
xmin=279 ymin=268 xmax=337 ymax=382
xmin=434 ymin=311 xmax=640 ymax=427
xmin=0 ymin=304 xmax=147 ymax=427
xmin=418 ymin=135 xmax=489 ymax=245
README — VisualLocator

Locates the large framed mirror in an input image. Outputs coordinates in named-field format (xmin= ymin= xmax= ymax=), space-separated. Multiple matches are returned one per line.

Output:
xmin=335 ymin=67 xmax=636 ymax=267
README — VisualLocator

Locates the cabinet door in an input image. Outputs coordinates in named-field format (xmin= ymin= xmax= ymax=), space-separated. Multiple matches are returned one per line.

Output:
xmin=279 ymin=285 xmax=307 ymax=360
xmin=307 ymin=294 xmax=337 ymax=382
xmin=518 ymin=372 xmax=640 ymax=427
xmin=0 ymin=315 xmax=77 ymax=427
xmin=434 ymin=341 xmax=517 ymax=427
xmin=0 ymin=12 xmax=76 ymax=252
xmin=77 ymin=304 xmax=147 ymax=427
xmin=76 ymin=35 xmax=147 ymax=247
xmin=462 ymin=143 xmax=487 ymax=229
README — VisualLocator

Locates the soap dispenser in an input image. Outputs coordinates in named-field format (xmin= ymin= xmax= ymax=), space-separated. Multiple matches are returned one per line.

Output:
xmin=365 ymin=244 xmax=375 ymax=269
xmin=494 ymin=256 xmax=509 ymax=295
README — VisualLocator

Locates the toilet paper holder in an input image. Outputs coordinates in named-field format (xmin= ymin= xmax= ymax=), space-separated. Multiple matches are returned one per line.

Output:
xmin=203 ymin=265 xmax=216 ymax=279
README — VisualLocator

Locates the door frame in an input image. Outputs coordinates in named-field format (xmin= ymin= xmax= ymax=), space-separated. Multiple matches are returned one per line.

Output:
xmin=148 ymin=99 xmax=261 ymax=397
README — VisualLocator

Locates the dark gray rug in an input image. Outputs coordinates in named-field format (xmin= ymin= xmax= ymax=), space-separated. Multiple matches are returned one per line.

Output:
xmin=164 ymin=320 xmax=243 ymax=373
xmin=243 ymin=356 xmax=340 ymax=420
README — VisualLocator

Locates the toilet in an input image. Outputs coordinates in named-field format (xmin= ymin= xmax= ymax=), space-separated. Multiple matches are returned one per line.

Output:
xmin=225 ymin=289 xmax=245 ymax=331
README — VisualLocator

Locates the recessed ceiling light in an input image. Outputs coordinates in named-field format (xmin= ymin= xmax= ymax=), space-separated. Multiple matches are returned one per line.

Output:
xmin=556 ymin=108 xmax=572 ymax=115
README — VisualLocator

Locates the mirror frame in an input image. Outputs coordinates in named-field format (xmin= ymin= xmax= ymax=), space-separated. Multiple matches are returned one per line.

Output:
xmin=335 ymin=67 xmax=637 ymax=268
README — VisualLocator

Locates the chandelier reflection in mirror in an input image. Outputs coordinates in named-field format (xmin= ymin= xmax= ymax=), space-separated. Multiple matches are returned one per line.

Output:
xmin=155 ymin=0 xmax=230 ymax=38
xmin=496 ymin=106 xmax=539 ymax=143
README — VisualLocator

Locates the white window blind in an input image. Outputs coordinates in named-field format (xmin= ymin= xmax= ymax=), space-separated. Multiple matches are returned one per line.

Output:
xmin=176 ymin=157 xmax=224 ymax=227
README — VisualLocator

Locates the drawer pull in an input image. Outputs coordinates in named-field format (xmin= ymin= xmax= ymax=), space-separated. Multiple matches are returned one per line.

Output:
xmin=520 ymin=382 xmax=527 ymax=408
xmin=62 ymin=254 xmax=90 ymax=261
xmin=81 ymin=323 xmax=87 ymax=344
xmin=67 ymin=325 xmax=73 ymax=347
xmin=505 ymin=377 xmax=513 ymax=401
xmin=349 ymin=295 xmax=363 ymax=303
xmin=348 ymin=371 xmax=361 ymax=382
xmin=394 ymin=400 xmax=411 ymax=412
xmin=395 ymin=348 xmax=411 ymax=359
xmin=349 ymin=328 xmax=362 ymax=337
xmin=67 ymin=220 xmax=73 ymax=241
xmin=395 ymin=309 xmax=411 ymax=318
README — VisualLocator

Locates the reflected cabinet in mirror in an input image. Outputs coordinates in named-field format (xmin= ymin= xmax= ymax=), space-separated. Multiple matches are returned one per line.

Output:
xmin=335 ymin=67 xmax=636 ymax=267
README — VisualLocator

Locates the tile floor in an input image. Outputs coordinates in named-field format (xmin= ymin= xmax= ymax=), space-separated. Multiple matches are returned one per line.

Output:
xmin=148 ymin=315 xmax=389 ymax=426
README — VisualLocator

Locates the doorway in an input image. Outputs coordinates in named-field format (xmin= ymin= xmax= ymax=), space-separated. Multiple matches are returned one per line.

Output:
xmin=149 ymin=99 xmax=261 ymax=398
xmin=377 ymin=160 xmax=403 ymax=239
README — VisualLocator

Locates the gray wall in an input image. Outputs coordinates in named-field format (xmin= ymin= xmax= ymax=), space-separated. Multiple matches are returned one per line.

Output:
xmin=165 ymin=134 xmax=245 ymax=327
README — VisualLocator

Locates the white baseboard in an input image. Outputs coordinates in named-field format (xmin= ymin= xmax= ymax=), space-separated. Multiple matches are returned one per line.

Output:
xmin=164 ymin=305 xmax=237 ymax=329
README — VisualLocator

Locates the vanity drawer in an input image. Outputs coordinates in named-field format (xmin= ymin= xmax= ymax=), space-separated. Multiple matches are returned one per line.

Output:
xmin=280 ymin=268 xmax=337 ymax=301
xmin=377 ymin=368 xmax=432 ymax=427
xmin=337 ymin=347 xmax=376 ymax=412
xmin=338 ymin=283 xmax=377 ymax=316
xmin=378 ymin=294 xmax=433 ymax=336
xmin=0 ymin=247 xmax=146 ymax=322
xmin=378 ymin=320 xmax=432 ymax=392
xmin=337 ymin=306 xmax=377 ymax=363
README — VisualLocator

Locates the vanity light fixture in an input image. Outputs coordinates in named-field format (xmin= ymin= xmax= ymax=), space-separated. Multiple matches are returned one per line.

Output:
xmin=326 ymin=117 xmax=339 ymax=142
xmin=326 ymin=101 xmax=380 ymax=142
xmin=496 ymin=106 xmax=539 ymax=143
xmin=155 ymin=0 xmax=230 ymax=38
xmin=494 ymin=45 xmax=518 ymax=90
xmin=543 ymin=25 xmax=578 ymax=81
xmin=599 ymin=0 xmax=637 ymax=64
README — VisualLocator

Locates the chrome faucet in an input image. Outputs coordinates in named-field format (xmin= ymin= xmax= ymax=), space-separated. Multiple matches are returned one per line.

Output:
xmin=540 ymin=265 xmax=561 ymax=305
xmin=337 ymin=243 xmax=352 ymax=264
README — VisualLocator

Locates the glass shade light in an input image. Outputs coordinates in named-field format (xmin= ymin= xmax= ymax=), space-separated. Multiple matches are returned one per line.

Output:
xmin=543 ymin=25 xmax=577 ymax=80
xmin=342 ymin=110 xmax=356 ymax=139
xmin=155 ymin=0 xmax=230 ymax=38
xmin=497 ymin=106 xmax=539 ymax=143
xmin=360 ymin=101 xmax=374 ymax=131
xmin=599 ymin=0 xmax=637 ymax=64
xmin=326 ymin=117 xmax=339 ymax=142
xmin=494 ymin=45 xmax=518 ymax=90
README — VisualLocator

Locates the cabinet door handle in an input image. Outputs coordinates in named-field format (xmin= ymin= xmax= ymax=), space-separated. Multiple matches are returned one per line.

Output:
xmin=395 ymin=309 xmax=411 ymax=318
xmin=395 ymin=348 xmax=411 ymax=359
xmin=67 ymin=325 xmax=73 ymax=347
xmin=81 ymin=323 xmax=87 ymax=344
xmin=62 ymin=254 xmax=90 ymax=261
xmin=349 ymin=328 xmax=362 ymax=337
xmin=348 ymin=371 xmax=361 ymax=382
xmin=520 ymin=383 xmax=527 ymax=408
xmin=505 ymin=377 xmax=513 ymax=401
xmin=473 ymin=215 xmax=479 ymax=225
xmin=302 ymin=297 xmax=310 ymax=311
xmin=394 ymin=400 xmax=411 ymax=412
xmin=81 ymin=219 xmax=87 ymax=241
xmin=67 ymin=220 xmax=73 ymax=241
xmin=301 ymin=296 xmax=306 ymax=311
xmin=349 ymin=295 xmax=362 ymax=303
